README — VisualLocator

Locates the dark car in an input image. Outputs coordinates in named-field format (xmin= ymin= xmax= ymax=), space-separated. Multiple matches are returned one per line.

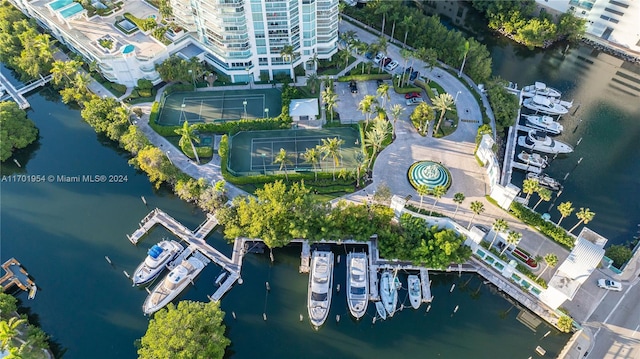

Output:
xmin=349 ymin=80 xmax=358 ymax=93
xmin=409 ymin=70 xmax=420 ymax=81
xmin=382 ymin=57 xmax=392 ymax=66
xmin=377 ymin=79 xmax=384 ymax=87
xmin=404 ymin=66 xmax=414 ymax=75
xmin=404 ymin=92 xmax=421 ymax=99
xmin=365 ymin=52 xmax=374 ymax=60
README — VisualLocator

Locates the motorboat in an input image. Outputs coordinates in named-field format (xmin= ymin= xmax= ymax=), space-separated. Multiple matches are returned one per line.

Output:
xmin=142 ymin=257 xmax=205 ymax=315
xmin=518 ymin=130 xmax=573 ymax=154
xmin=517 ymin=151 xmax=548 ymax=168
xmin=308 ymin=251 xmax=334 ymax=329
xmin=527 ymin=172 xmax=563 ymax=191
xmin=375 ymin=301 xmax=387 ymax=320
xmin=550 ymin=97 xmax=574 ymax=109
xmin=408 ymin=275 xmax=422 ymax=309
xmin=523 ymin=95 xmax=568 ymax=115
xmin=346 ymin=252 xmax=368 ymax=320
xmin=521 ymin=82 xmax=561 ymax=98
xmin=522 ymin=114 xmax=563 ymax=135
xmin=132 ymin=240 xmax=184 ymax=286
xmin=380 ymin=270 xmax=398 ymax=317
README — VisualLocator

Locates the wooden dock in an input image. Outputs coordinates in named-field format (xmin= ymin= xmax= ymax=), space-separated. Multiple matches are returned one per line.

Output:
xmin=299 ymin=241 xmax=310 ymax=273
xmin=0 ymin=258 xmax=37 ymax=299
xmin=420 ymin=269 xmax=432 ymax=302
xmin=128 ymin=208 xmax=243 ymax=304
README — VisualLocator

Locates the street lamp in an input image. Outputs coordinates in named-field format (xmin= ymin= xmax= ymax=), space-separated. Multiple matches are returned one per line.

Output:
xmin=165 ymin=151 xmax=173 ymax=165
xmin=246 ymin=67 xmax=251 ymax=89
xmin=243 ymin=99 xmax=248 ymax=119
xmin=264 ymin=108 xmax=269 ymax=118
xmin=181 ymin=103 xmax=186 ymax=124
xmin=188 ymin=69 xmax=195 ymax=90
xmin=261 ymin=153 xmax=267 ymax=174
xmin=454 ymin=90 xmax=462 ymax=103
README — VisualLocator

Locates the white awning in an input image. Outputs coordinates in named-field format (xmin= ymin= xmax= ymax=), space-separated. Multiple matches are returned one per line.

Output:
xmin=289 ymin=98 xmax=319 ymax=117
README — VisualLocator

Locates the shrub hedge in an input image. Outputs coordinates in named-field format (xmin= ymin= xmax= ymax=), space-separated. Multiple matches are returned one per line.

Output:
xmin=337 ymin=74 xmax=391 ymax=82
xmin=509 ymin=202 xmax=575 ymax=249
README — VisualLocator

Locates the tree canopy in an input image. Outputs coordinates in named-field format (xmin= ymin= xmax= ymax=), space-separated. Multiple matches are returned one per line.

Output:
xmin=485 ymin=77 xmax=519 ymax=133
xmin=138 ymin=301 xmax=230 ymax=359
xmin=155 ymin=56 xmax=204 ymax=84
xmin=0 ymin=101 xmax=38 ymax=161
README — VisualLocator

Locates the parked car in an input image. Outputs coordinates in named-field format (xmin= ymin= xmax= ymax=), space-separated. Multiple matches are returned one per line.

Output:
xmin=373 ymin=53 xmax=384 ymax=64
xmin=377 ymin=79 xmax=384 ymax=88
xmin=404 ymin=92 xmax=422 ymax=99
xmin=386 ymin=60 xmax=399 ymax=71
xmin=406 ymin=97 xmax=425 ymax=106
xmin=349 ymin=80 xmax=358 ymax=93
xmin=409 ymin=70 xmax=420 ymax=81
xmin=404 ymin=66 xmax=414 ymax=75
xmin=365 ymin=52 xmax=374 ymax=60
xmin=597 ymin=279 xmax=622 ymax=291
xmin=382 ymin=57 xmax=392 ymax=67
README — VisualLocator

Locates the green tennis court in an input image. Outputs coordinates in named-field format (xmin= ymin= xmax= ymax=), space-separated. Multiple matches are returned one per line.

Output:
xmin=157 ymin=88 xmax=282 ymax=125
xmin=228 ymin=128 xmax=361 ymax=175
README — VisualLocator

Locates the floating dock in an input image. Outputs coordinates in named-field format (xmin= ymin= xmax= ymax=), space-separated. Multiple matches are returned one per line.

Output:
xmin=419 ymin=269 xmax=433 ymax=302
xmin=0 ymin=258 xmax=37 ymax=299
xmin=127 ymin=209 xmax=246 ymax=304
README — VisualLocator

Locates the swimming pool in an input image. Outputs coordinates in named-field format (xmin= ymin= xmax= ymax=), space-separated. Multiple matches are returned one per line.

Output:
xmin=48 ymin=0 xmax=72 ymax=11
xmin=122 ymin=44 xmax=135 ymax=54
xmin=60 ymin=3 xmax=83 ymax=18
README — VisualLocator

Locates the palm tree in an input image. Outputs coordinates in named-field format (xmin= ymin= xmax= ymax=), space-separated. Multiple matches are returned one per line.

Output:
xmin=501 ymin=231 xmax=522 ymax=256
xmin=468 ymin=201 xmax=485 ymax=229
xmin=320 ymin=137 xmax=344 ymax=180
xmin=376 ymin=36 xmax=388 ymax=72
xmin=302 ymin=147 xmax=322 ymax=181
xmin=0 ymin=317 xmax=26 ymax=349
xmin=533 ymin=188 xmax=552 ymax=211
xmin=376 ymin=83 xmax=390 ymax=108
xmin=306 ymin=73 xmax=320 ymax=94
xmin=280 ymin=45 xmax=297 ymax=82
xmin=536 ymin=253 xmax=559 ymax=280
xmin=354 ymin=151 xmax=366 ymax=188
xmin=374 ymin=0 xmax=392 ymax=36
xmin=274 ymin=148 xmax=292 ymax=181
xmin=458 ymin=41 xmax=470 ymax=77
xmin=569 ymin=208 xmax=595 ymax=234
xmin=522 ymin=178 xmax=540 ymax=203
xmin=388 ymin=11 xmax=400 ymax=41
xmin=339 ymin=49 xmax=351 ymax=69
xmin=452 ymin=192 xmax=465 ymax=219
xmin=489 ymin=218 xmax=509 ymax=251
xmin=556 ymin=201 xmax=574 ymax=226
xmin=429 ymin=185 xmax=447 ymax=215
xmin=390 ymin=104 xmax=404 ymax=138
xmin=364 ymin=121 xmax=389 ymax=169
xmin=399 ymin=48 xmax=413 ymax=87
xmin=321 ymin=86 xmax=338 ymax=123
xmin=358 ymin=95 xmax=378 ymax=124
xmin=50 ymin=60 xmax=80 ymax=87
xmin=416 ymin=184 xmax=429 ymax=210
xmin=174 ymin=120 xmax=201 ymax=164
xmin=400 ymin=15 xmax=414 ymax=48
xmin=418 ymin=47 xmax=439 ymax=72
xmin=431 ymin=93 xmax=454 ymax=137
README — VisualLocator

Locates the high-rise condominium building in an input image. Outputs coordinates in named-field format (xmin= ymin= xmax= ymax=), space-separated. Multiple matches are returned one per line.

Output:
xmin=170 ymin=0 xmax=339 ymax=82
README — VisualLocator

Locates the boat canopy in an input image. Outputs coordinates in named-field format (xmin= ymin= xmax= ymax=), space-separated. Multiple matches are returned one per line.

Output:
xmin=534 ymin=82 xmax=546 ymax=90
xmin=148 ymin=245 xmax=164 ymax=259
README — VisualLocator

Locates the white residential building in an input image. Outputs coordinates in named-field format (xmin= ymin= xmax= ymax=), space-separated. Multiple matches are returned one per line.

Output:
xmin=169 ymin=0 xmax=339 ymax=82
xmin=8 ymin=0 xmax=189 ymax=87
xmin=535 ymin=0 xmax=640 ymax=56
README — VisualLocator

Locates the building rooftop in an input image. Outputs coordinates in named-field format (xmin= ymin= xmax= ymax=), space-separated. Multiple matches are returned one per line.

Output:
xmin=30 ymin=0 xmax=165 ymax=60
xmin=289 ymin=98 xmax=319 ymax=117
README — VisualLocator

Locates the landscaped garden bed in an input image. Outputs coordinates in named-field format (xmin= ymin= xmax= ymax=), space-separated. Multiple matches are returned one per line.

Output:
xmin=510 ymin=247 xmax=539 ymax=270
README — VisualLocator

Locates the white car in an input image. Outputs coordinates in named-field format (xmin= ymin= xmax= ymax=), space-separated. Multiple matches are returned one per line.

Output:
xmin=386 ymin=60 xmax=399 ymax=71
xmin=597 ymin=279 xmax=622 ymax=291
xmin=405 ymin=97 xmax=425 ymax=106
xmin=373 ymin=53 xmax=385 ymax=64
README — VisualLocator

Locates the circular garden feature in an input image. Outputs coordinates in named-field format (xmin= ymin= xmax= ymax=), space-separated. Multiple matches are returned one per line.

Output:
xmin=408 ymin=161 xmax=452 ymax=191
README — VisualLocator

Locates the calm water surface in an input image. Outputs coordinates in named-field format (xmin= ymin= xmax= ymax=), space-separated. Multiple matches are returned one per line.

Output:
xmin=0 ymin=89 xmax=569 ymax=358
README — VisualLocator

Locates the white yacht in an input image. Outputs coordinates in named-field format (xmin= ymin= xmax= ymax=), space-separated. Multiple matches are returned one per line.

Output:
xmin=346 ymin=252 xmax=368 ymax=320
xmin=523 ymin=95 xmax=569 ymax=115
xmin=132 ymin=240 xmax=184 ymax=286
xmin=142 ymin=257 xmax=205 ymax=315
xmin=380 ymin=270 xmax=398 ymax=317
xmin=522 ymin=114 xmax=563 ymax=135
xmin=521 ymin=82 xmax=561 ymax=98
xmin=517 ymin=151 xmax=548 ymax=168
xmin=518 ymin=130 xmax=573 ymax=154
xmin=407 ymin=275 xmax=422 ymax=309
xmin=308 ymin=251 xmax=334 ymax=329
xmin=527 ymin=172 xmax=563 ymax=191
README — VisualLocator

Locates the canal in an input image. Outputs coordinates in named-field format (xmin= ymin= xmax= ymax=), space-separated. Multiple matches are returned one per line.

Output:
xmin=0 ymin=88 xmax=569 ymax=357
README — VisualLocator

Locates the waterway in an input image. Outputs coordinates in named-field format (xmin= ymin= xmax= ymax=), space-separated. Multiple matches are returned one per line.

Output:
xmin=423 ymin=2 xmax=640 ymax=245
xmin=0 ymin=87 xmax=570 ymax=357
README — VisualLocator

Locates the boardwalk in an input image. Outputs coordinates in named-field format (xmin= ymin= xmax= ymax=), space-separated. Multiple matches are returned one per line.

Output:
xmin=0 ymin=258 xmax=37 ymax=299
